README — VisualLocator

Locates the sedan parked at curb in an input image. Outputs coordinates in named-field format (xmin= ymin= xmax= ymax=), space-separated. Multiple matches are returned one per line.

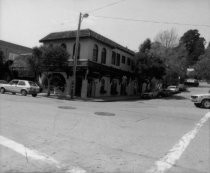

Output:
xmin=0 ymin=79 xmax=40 ymax=97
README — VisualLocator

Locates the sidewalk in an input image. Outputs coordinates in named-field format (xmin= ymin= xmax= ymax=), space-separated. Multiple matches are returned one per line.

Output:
xmin=38 ymin=92 xmax=141 ymax=102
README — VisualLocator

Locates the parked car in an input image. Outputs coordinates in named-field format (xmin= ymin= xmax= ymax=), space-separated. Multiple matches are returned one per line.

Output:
xmin=142 ymin=90 xmax=160 ymax=99
xmin=184 ymin=78 xmax=199 ymax=87
xmin=158 ymin=89 xmax=173 ymax=97
xmin=0 ymin=79 xmax=40 ymax=97
xmin=191 ymin=93 xmax=210 ymax=108
xmin=178 ymin=84 xmax=187 ymax=92
xmin=166 ymin=86 xmax=180 ymax=94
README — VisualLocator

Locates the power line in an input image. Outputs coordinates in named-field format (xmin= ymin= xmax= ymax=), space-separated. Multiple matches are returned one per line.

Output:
xmin=87 ymin=0 xmax=126 ymax=13
xmin=92 ymin=15 xmax=210 ymax=28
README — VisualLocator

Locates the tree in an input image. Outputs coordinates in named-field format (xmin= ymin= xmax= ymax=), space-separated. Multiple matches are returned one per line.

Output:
xmin=139 ymin=38 xmax=151 ymax=53
xmin=0 ymin=50 xmax=4 ymax=79
xmin=180 ymin=29 xmax=205 ymax=66
xmin=163 ymin=45 xmax=188 ymax=85
xmin=154 ymin=28 xmax=178 ymax=48
xmin=135 ymin=41 xmax=166 ymax=92
xmin=0 ymin=50 xmax=14 ymax=81
xmin=31 ymin=46 xmax=69 ymax=96
xmin=149 ymin=41 xmax=188 ymax=85
xmin=28 ymin=47 xmax=43 ymax=82
xmin=194 ymin=44 xmax=210 ymax=80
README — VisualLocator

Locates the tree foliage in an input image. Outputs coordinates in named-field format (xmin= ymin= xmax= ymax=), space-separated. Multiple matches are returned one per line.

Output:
xmin=139 ymin=38 xmax=151 ymax=53
xmin=0 ymin=50 xmax=13 ymax=81
xmin=194 ymin=44 xmax=210 ymax=80
xmin=30 ymin=46 xmax=69 ymax=95
xmin=136 ymin=39 xmax=166 ymax=82
xmin=180 ymin=29 xmax=205 ymax=66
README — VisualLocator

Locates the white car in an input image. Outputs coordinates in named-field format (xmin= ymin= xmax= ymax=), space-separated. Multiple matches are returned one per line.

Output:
xmin=191 ymin=94 xmax=210 ymax=108
xmin=167 ymin=86 xmax=180 ymax=94
xmin=0 ymin=79 xmax=40 ymax=97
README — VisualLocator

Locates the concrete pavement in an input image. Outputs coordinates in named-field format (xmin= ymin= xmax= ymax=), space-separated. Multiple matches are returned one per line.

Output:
xmin=0 ymin=83 xmax=209 ymax=173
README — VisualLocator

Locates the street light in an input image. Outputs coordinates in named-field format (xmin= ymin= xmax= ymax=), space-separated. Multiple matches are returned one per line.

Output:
xmin=71 ymin=12 xmax=89 ymax=99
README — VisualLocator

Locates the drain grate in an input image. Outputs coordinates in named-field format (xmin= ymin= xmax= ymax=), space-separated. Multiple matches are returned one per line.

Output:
xmin=58 ymin=106 xmax=76 ymax=109
xmin=94 ymin=112 xmax=115 ymax=116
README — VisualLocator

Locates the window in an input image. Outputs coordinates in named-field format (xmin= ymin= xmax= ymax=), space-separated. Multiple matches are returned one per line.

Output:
xmin=116 ymin=54 xmax=120 ymax=66
xmin=101 ymin=48 xmax=106 ymax=64
xmin=29 ymin=81 xmax=38 ymax=86
xmin=18 ymin=81 xmax=26 ymax=86
xmin=61 ymin=43 xmax=67 ymax=50
xmin=111 ymin=52 xmax=116 ymax=65
xmin=127 ymin=58 xmax=131 ymax=66
xmin=9 ymin=80 xmax=18 ymax=85
xmin=100 ymin=79 xmax=106 ymax=94
xmin=73 ymin=43 xmax=81 ymax=59
xmin=122 ymin=56 xmax=126 ymax=64
xmin=93 ymin=44 xmax=98 ymax=62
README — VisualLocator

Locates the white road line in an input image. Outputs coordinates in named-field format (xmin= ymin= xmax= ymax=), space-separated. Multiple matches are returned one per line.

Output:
xmin=147 ymin=111 xmax=210 ymax=173
xmin=0 ymin=135 xmax=86 ymax=173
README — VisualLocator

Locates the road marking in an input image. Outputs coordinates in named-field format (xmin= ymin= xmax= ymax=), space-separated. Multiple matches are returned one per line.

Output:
xmin=147 ymin=111 xmax=210 ymax=173
xmin=0 ymin=135 xmax=86 ymax=173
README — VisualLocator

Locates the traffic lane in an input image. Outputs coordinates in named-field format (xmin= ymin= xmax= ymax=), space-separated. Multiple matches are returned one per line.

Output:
xmin=169 ymin=119 xmax=210 ymax=173
xmin=1 ymin=94 xmax=209 ymax=172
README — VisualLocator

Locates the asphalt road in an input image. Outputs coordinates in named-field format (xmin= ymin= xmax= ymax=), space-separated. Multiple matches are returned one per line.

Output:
xmin=0 ymin=83 xmax=209 ymax=173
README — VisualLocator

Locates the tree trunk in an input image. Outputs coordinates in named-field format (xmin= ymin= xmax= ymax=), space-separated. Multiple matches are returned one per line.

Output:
xmin=47 ymin=76 xmax=51 ymax=96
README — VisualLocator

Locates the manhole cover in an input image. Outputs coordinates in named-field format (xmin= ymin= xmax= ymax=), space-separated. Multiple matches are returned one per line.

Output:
xmin=94 ymin=112 xmax=115 ymax=116
xmin=58 ymin=106 xmax=76 ymax=109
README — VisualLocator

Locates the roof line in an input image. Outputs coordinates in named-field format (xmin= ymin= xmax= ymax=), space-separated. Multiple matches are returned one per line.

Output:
xmin=39 ymin=29 xmax=135 ymax=55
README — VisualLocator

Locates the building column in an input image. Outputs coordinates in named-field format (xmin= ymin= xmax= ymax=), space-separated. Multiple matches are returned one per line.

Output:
xmin=81 ymin=79 xmax=88 ymax=98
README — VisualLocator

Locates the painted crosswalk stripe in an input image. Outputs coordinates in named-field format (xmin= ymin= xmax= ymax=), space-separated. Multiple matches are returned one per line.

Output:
xmin=147 ymin=111 xmax=210 ymax=173
xmin=0 ymin=135 xmax=86 ymax=173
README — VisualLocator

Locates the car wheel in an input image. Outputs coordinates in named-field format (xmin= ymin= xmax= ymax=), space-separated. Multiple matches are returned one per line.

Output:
xmin=0 ymin=88 xmax=5 ymax=94
xmin=32 ymin=93 xmax=37 ymax=97
xmin=194 ymin=103 xmax=201 ymax=107
xmin=21 ymin=90 xmax=27 ymax=96
xmin=202 ymin=99 xmax=210 ymax=109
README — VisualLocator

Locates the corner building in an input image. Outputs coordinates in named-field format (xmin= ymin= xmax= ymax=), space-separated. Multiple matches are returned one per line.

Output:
xmin=40 ymin=29 xmax=138 ymax=98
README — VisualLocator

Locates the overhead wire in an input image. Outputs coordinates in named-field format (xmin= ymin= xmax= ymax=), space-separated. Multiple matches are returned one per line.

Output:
xmin=87 ymin=0 xmax=127 ymax=13
xmin=91 ymin=15 xmax=210 ymax=28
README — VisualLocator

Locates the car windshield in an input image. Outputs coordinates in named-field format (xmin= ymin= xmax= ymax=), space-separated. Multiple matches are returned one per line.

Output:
xmin=29 ymin=81 xmax=38 ymax=87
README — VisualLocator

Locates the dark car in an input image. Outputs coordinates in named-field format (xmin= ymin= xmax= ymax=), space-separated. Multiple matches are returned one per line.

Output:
xmin=158 ymin=89 xmax=173 ymax=97
xmin=184 ymin=79 xmax=199 ymax=87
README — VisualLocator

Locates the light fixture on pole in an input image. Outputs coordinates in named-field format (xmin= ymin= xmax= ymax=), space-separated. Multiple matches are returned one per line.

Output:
xmin=71 ymin=12 xmax=89 ymax=99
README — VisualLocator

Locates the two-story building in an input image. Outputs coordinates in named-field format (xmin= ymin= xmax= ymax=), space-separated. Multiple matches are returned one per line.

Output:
xmin=39 ymin=29 xmax=138 ymax=98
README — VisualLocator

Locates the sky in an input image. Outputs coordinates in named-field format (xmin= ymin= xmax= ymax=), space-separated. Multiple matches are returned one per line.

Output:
xmin=0 ymin=0 xmax=210 ymax=51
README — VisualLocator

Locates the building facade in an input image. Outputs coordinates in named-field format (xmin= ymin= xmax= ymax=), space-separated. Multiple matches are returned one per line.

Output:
xmin=39 ymin=29 xmax=138 ymax=98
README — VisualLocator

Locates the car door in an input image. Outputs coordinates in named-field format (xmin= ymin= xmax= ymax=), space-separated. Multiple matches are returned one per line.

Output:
xmin=16 ymin=81 xmax=26 ymax=93
xmin=7 ymin=80 xmax=19 ymax=92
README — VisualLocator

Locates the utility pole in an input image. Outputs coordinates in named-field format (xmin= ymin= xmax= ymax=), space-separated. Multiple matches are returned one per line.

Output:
xmin=71 ymin=13 xmax=88 ymax=99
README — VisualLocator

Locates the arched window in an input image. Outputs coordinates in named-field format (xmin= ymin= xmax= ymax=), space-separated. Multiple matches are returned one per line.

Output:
xmin=92 ymin=44 xmax=98 ymax=62
xmin=73 ymin=43 xmax=81 ymax=59
xmin=60 ymin=43 xmax=67 ymax=50
xmin=101 ymin=48 xmax=106 ymax=64
xmin=111 ymin=51 xmax=116 ymax=65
